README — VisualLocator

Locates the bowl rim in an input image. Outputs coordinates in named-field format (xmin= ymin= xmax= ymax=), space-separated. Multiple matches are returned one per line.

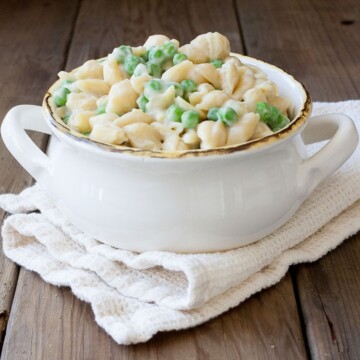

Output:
xmin=43 ymin=53 xmax=312 ymax=159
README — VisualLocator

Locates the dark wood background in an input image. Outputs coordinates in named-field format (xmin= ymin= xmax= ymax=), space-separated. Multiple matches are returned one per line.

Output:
xmin=0 ymin=0 xmax=359 ymax=359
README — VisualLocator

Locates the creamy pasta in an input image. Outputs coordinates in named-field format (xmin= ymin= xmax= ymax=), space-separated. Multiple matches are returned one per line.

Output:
xmin=52 ymin=32 xmax=291 ymax=151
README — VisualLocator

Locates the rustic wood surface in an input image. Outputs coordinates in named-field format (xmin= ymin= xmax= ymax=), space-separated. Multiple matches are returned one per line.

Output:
xmin=235 ymin=0 xmax=360 ymax=358
xmin=0 ymin=0 xmax=359 ymax=358
xmin=0 ymin=0 xmax=81 ymax=348
xmin=295 ymin=234 xmax=360 ymax=360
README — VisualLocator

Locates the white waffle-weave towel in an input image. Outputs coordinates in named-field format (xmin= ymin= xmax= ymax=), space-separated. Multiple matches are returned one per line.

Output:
xmin=1 ymin=100 xmax=360 ymax=345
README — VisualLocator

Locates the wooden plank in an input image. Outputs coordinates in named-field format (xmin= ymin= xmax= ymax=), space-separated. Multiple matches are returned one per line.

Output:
xmin=295 ymin=234 xmax=360 ymax=360
xmin=184 ymin=273 xmax=307 ymax=359
xmin=2 ymin=270 xmax=307 ymax=360
xmin=65 ymin=0 xmax=244 ymax=68
xmin=0 ymin=251 xmax=18 ymax=350
xmin=235 ymin=0 xmax=360 ymax=357
xmin=235 ymin=0 xmax=360 ymax=101
xmin=1 ymin=0 xmax=308 ymax=358
xmin=0 ymin=0 xmax=80 ymax=350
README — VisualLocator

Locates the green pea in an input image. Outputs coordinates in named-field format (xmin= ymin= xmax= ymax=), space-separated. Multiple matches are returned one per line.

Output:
xmin=148 ymin=63 xmax=162 ymax=78
xmin=210 ymin=59 xmax=224 ymax=68
xmin=256 ymin=102 xmax=267 ymax=113
xmin=112 ymin=45 xmax=133 ymax=63
xmin=181 ymin=110 xmax=200 ymax=129
xmin=218 ymin=107 xmax=238 ymax=126
xmin=169 ymin=83 xmax=184 ymax=97
xmin=167 ymin=105 xmax=184 ymax=122
xmin=162 ymin=41 xmax=178 ymax=58
xmin=124 ymin=55 xmax=143 ymax=76
xmin=181 ymin=79 xmax=197 ymax=93
xmin=255 ymin=101 xmax=280 ymax=122
xmin=137 ymin=95 xmax=149 ymax=112
xmin=148 ymin=47 xmax=166 ymax=65
xmin=207 ymin=107 xmax=220 ymax=121
xmin=274 ymin=114 xmax=291 ymax=132
xmin=53 ymin=87 xmax=70 ymax=107
xmin=148 ymin=79 xmax=163 ymax=91
xmin=255 ymin=102 xmax=290 ymax=132
xmin=82 ymin=131 xmax=91 ymax=136
xmin=62 ymin=114 xmax=70 ymax=124
xmin=96 ymin=104 xmax=107 ymax=115
xmin=144 ymin=79 xmax=164 ymax=98
xmin=173 ymin=53 xmax=188 ymax=65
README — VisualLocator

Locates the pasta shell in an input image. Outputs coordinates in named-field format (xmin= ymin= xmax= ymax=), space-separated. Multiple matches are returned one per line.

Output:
xmin=106 ymin=79 xmax=138 ymax=115
xmin=130 ymin=74 xmax=152 ymax=95
xmin=219 ymin=57 xmax=256 ymax=100
xmin=250 ymin=121 xmax=273 ymax=140
xmin=103 ymin=57 xmax=128 ymax=85
xmin=189 ymin=84 xmax=215 ymax=106
xmin=143 ymin=35 xmax=171 ymax=48
xmin=114 ymin=109 xmax=154 ymax=127
xmin=75 ymin=79 xmax=110 ymax=97
xmin=197 ymin=120 xmax=227 ymax=149
xmin=90 ymin=123 xmax=127 ymax=145
xmin=68 ymin=111 xmax=96 ymax=132
xmin=226 ymin=112 xmax=259 ymax=146
xmin=224 ymin=99 xmax=247 ymax=118
xmin=243 ymin=88 xmax=267 ymax=112
xmin=89 ymin=113 xmax=119 ymax=129
xmin=74 ymin=60 xmax=103 ymax=80
xmin=147 ymin=86 xmax=176 ymax=121
xmin=182 ymin=129 xmax=201 ymax=148
xmin=196 ymin=90 xmax=230 ymax=111
xmin=178 ymin=32 xmax=230 ymax=63
xmin=267 ymin=95 xmax=291 ymax=115
xmin=162 ymin=60 xmax=194 ymax=83
xmin=162 ymin=134 xmax=189 ymax=151
xmin=190 ymin=63 xmax=221 ymax=88
xmin=66 ymin=92 xmax=97 ymax=112
xmin=123 ymin=123 xmax=162 ymax=150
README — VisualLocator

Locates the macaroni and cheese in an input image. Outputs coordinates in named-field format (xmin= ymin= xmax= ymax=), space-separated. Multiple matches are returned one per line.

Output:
xmin=52 ymin=32 xmax=291 ymax=151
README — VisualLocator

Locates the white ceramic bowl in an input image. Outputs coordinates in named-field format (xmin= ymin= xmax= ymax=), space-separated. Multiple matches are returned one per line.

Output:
xmin=1 ymin=54 xmax=358 ymax=253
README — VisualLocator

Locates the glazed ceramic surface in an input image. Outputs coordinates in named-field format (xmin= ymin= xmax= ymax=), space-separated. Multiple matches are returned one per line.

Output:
xmin=1 ymin=55 xmax=358 ymax=252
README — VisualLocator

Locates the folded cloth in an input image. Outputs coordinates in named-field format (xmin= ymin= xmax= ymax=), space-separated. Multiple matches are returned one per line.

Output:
xmin=1 ymin=100 xmax=360 ymax=345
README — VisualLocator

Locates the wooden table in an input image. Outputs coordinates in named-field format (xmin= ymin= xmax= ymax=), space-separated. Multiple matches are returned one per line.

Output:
xmin=0 ymin=0 xmax=359 ymax=358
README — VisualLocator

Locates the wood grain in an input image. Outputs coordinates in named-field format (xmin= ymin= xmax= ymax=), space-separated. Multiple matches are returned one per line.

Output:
xmin=2 ymin=271 xmax=307 ymax=360
xmin=295 ymin=234 xmax=360 ymax=360
xmin=235 ymin=0 xmax=360 ymax=357
xmin=0 ymin=0 xmax=308 ymax=358
xmin=65 ymin=0 xmax=243 ymax=70
xmin=235 ymin=0 xmax=360 ymax=101
xmin=0 ymin=0 xmax=80 ymax=349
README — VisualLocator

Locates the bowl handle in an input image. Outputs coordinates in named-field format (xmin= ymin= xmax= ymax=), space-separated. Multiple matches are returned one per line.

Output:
xmin=298 ymin=113 xmax=358 ymax=196
xmin=1 ymin=105 xmax=52 ymax=187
